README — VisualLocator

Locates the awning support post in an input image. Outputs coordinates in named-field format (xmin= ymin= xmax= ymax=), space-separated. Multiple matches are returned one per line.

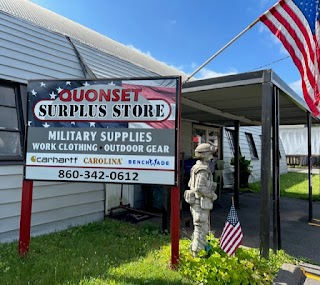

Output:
xmin=260 ymin=80 xmax=273 ymax=259
xmin=307 ymin=111 xmax=313 ymax=222
xmin=234 ymin=120 xmax=240 ymax=209
xmin=272 ymin=86 xmax=281 ymax=251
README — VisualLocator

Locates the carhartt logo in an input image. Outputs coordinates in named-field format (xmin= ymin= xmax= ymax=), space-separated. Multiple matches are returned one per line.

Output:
xmin=30 ymin=156 xmax=78 ymax=164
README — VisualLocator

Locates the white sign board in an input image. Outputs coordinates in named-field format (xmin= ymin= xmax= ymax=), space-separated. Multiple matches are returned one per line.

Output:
xmin=24 ymin=77 xmax=180 ymax=185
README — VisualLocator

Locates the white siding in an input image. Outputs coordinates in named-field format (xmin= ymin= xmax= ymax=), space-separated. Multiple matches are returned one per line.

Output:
xmin=0 ymin=165 xmax=105 ymax=242
xmin=0 ymin=12 xmax=84 ymax=83
xmin=74 ymin=41 xmax=158 ymax=79
xmin=0 ymin=11 xmax=102 ymax=243
xmin=223 ymin=126 xmax=287 ymax=186
xmin=105 ymin=184 xmax=135 ymax=215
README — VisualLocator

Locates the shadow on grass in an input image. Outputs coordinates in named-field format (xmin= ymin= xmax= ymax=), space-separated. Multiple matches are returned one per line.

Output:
xmin=249 ymin=172 xmax=320 ymax=201
xmin=0 ymin=218 xmax=188 ymax=285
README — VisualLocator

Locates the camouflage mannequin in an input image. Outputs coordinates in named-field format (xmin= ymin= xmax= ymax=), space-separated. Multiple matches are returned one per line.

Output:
xmin=184 ymin=143 xmax=217 ymax=257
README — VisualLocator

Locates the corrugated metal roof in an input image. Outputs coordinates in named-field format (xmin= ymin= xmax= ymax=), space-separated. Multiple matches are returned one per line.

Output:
xmin=0 ymin=0 xmax=187 ymax=80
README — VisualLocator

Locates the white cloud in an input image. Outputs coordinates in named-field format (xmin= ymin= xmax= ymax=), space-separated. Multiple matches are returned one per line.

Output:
xmin=127 ymin=44 xmax=153 ymax=57
xmin=126 ymin=44 xmax=237 ymax=79
xmin=259 ymin=0 xmax=270 ymax=9
xmin=259 ymin=0 xmax=278 ymax=10
xmin=126 ymin=44 xmax=188 ymax=73
xmin=258 ymin=21 xmax=288 ymax=55
xmin=269 ymin=34 xmax=288 ymax=55
xmin=196 ymin=67 xmax=237 ymax=79
xmin=258 ymin=23 xmax=268 ymax=33
xmin=289 ymin=79 xmax=302 ymax=96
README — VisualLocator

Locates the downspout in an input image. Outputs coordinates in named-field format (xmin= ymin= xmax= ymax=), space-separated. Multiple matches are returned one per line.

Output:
xmin=65 ymin=36 xmax=112 ymax=216
xmin=65 ymin=36 xmax=97 ymax=79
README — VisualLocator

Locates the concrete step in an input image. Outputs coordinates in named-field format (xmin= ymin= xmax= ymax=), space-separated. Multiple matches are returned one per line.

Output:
xmin=272 ymin=263 xmax=305 ymax=285
xmin=300 ymin=263 xmax=320 ymax=284
xmin=272 ymin=263 xmax=320 ymax=285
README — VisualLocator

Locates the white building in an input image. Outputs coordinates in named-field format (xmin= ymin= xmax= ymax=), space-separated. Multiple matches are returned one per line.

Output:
xmin=0 ymin=0 xmax=290 ymax=243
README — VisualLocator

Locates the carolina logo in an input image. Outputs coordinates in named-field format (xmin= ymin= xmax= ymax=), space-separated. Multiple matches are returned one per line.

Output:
xmin=84 ymin=157 xmax=122 ymax=165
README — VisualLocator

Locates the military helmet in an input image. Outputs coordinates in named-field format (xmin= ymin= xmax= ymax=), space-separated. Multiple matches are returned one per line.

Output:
xmin=194 ymin=142 xmax=215 ymax=157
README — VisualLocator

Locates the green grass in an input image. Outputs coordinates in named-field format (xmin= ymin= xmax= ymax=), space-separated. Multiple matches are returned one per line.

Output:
xmin=249 ymin=172 xmax=320 ymax=200
xmin=0 ymin=218 xmax=296 ymax=285
xmin=0 ymin=219 xmax=192 ymax=285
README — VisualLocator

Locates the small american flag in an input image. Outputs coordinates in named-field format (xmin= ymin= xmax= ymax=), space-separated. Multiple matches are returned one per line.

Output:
xmin=220 ymin=204 xmax=243 ymax=256
xmin=260 ymin=0 xmax=320 ymax=117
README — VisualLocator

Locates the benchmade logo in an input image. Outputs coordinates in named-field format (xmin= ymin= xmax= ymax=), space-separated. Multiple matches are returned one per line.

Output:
xmin=128 ymin=158 xmax=170 ymax=167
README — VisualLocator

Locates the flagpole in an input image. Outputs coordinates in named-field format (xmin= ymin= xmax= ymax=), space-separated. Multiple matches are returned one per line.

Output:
xmin=183 ymin=18 xmax=260 ymax=84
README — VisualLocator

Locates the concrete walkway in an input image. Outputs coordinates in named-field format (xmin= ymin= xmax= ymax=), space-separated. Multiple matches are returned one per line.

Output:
xmin=203 ymin=191 xmax=320 ymax=264
xmin=180 ymin=190 xmax=320 ymax=284
xmin=288 ymin=167 xmax=320 ymax=174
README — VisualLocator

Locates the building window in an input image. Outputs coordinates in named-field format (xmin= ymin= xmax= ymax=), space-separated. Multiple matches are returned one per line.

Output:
xmin=226 ymin=129 xmax=241 ymax=156
xmin=226 ymin=129 xmax=235 ymax=155
xmin=0 ymin=82 xmax=24 ymax=161
xmin=245 ymin=132 xmax=258 ymax=159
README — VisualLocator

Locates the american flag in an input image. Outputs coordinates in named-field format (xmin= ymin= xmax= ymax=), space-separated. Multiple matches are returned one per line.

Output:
xmin=260 ymin=0 xmax=320 ymax=117
xmin=220 ymin=204 xmax=243 ymax=256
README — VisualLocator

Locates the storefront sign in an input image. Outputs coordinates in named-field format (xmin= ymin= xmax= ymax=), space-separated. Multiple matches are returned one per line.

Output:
xmin=24 ymin=77 xmax=180 ymax=185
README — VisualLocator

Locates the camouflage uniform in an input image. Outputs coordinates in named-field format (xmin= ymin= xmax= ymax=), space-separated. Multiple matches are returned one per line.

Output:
xmin=184 ymin=143 xmax=217 ymax=256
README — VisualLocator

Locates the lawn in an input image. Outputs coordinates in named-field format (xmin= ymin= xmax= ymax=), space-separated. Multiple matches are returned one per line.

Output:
xmin=1 ymin=171 xmax=310 ymax=285
xmin=0 ymin=218 xmax=294 ymax=285
xmin=249 ymin=172 xmax=320 ymax=200
xmin=0 ymin=219 xmax=192 ymax=285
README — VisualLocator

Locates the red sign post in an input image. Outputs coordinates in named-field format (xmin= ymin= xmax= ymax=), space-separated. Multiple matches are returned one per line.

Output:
xmin=18 ymin=179 xmax=34 ymax=255
xmin=170 ymin=185 xmax=180 ymax=267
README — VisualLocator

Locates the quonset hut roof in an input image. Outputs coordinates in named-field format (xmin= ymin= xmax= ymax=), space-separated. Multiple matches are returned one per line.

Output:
xmin=0 ymin=0 xmax=187 ymax=79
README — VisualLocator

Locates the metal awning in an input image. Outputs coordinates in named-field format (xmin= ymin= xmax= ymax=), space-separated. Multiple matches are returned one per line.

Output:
xmin=182 ymin=69 xmax=319 ymax=259
xmin=181 ymin=69 xmax=319 ymax=126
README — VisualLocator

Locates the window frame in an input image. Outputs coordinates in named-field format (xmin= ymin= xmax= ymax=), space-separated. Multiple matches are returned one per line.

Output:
xmin=225 ymin=128 xmax=241 ymax=157
xmin=245 ymin=132 xmax=259 ymax=159
xmin=192 ymin=124 xmax=221 ymax=158
xmin=0 ymin=80 xmax=26 ymax=164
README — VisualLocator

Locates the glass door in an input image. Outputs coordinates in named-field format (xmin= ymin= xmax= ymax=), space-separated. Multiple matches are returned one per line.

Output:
xmin=192 ymin=124 xmax=220 ymax=158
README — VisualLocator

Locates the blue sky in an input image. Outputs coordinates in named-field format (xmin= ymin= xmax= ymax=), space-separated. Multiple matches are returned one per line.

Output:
xmin=30 ymin=0 xmax=301 ymax=95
